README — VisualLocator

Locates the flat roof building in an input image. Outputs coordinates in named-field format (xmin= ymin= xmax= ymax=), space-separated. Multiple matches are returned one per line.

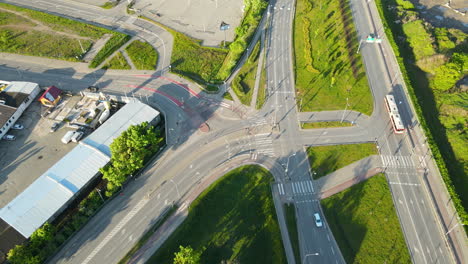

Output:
xmin=0 ymin=81 xmax=41 ymax=139
xmin=0 ymin=100 xmax=160 ymax=253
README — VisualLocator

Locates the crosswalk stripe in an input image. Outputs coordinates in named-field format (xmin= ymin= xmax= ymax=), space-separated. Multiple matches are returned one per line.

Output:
xmin=307 ymin=181 xmax=314 ymax=192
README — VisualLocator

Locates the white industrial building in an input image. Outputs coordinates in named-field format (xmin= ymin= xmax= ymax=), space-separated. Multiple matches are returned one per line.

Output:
xmin=0 ymin=100 xmax=160 ymax=241
xmin=0 ymin=81 xmax=41 ymax=139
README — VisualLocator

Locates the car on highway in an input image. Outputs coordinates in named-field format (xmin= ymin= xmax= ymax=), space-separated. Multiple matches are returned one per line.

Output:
xmin=314 ymin=213 xmax=323 ymax=227
xmin=12 ymin=123 xmax=24 ymax=130
xmin=2 ymin=134 xmax=16 ymax=141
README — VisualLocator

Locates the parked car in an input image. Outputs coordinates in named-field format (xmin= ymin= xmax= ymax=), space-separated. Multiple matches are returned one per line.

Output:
xmin=61 ymin=131 xmax=75 ymax=144
xmin=87 ymin=86 xmax=99 ymax=92
xmin=50 ymin=122 xmax=60 ymax=133
xmin=2 ymin=135 xmax=16 ymax=141
xmin=314 ymin=213 xmax=323 ymax=227
xmin=12 ymin=123 xmax=24 ymax=130
xmin=71 ymin=131 xmax=84 ymax=143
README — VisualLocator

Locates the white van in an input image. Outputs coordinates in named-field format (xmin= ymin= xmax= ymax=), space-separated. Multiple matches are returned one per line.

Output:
xmin=61 ymin=131 xmax=75 ymax=144
xmin=71 ymin=131 xmax=84 ymax=143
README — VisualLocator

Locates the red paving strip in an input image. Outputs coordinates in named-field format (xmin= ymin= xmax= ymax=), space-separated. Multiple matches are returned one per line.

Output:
xmin=132 ymin=74 xmax=201 ymax=98
xmin=126 ymin=84 xmax=183 ymax=107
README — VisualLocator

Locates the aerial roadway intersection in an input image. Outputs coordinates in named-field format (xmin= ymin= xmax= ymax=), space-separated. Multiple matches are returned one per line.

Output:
xmin=0 ymin=0 xmax=466 ymax=263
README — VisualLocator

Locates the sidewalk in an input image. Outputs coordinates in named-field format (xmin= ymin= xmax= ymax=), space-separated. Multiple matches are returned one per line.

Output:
xmin=315 ymin=155 xmax=383 ymax=199
xmin=297 ymin=110 xmax=370 ymax=127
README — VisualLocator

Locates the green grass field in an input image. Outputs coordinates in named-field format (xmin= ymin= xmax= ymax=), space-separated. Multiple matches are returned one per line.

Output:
xmin=307 ymin=143 xmax=377 ymax=179
xmin=0 ymin=3 xmax=129 ymax=65
xmin=0 ymin=28 xmax=92 ymax=61
xmin=232 ymin=41 xmax=261 ymax=105
xmin=293 ymin=0 xmax=373 ymax=115
xmin=301 ymin=121 xmax=353 ymax=129
xmin=0 ymin=3 xmax=110 ymax=39
xmin=102 ymin=52 xmax=131 ymax=69
xmin=125 ymin=40 xmax=158 ymax=70
xmin=148 ymin=165 xmax=286 ymax=264
xmin=321 ymin=174 xmax=411 ymax=263
xmin=402 ymin=20 xmax=436 ymax=60
xmin=284 ymin=204 xmax=301 ymax=264
xmin=141 ymin=17 xmax=228 ymax=84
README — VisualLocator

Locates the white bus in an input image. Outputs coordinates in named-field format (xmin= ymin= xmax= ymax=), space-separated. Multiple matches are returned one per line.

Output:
xmin=384 ymin=95 xmax=405 ymax=134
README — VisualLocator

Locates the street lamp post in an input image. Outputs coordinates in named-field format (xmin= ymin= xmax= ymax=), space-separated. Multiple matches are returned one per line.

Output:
xmin=445 ymin=222 xmax=466 ymax=236
xmin=340 ymin=97 xmax=349 ymax=123
xmin=303 ymin=253 xmax=319 ymax=263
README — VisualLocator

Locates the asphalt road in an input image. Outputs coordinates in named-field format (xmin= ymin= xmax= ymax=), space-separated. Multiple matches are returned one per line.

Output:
xmin=0 ymin=0 xmax=466 ymax=263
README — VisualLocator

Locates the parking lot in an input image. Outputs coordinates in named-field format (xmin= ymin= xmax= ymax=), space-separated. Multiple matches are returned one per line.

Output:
xmin=0 ymin=101 xmax=77 ymax=208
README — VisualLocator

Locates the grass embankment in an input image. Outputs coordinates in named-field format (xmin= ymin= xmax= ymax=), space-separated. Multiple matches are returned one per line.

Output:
xmin=301 ymin=121 xmax=353 ymax=129
xmin=215 ymin=0 xmax=268 ymax=81
xmin=223 ymin=92 xmax=234 ymax=101
xmin=125 ymin=40 xmax=159 ymax=70
xmin=0 ymin=3 xmax=130 ymax=64
xmin=375 ymin=0 xmax=468 ymax=225
xmin=284 ymin=204 xmax=301 ymax=264
xmin=102 ymin=51 xmax=131 ymax=69
xmin=256 ymin=52 xmax=267 ymax=109
xmin=307 ymin=143 xmax=377 ymax=179
xmin=148 ymin=165 xmax=286 ymax=264
xmin=89 ymin=34 xmax=131 ymax=68
xmin=322 ymin=174 xmax=411 ymax=263
xmin=232 ymin=41 xmax=262 ymax=105
xmin=141 ymin=17 xmax=228 ymax=85
xmin=293 ymin=0 xmax=373 ymax=115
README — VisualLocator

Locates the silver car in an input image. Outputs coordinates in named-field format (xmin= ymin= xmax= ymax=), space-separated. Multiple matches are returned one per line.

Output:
xmin=314 ymin=213 xmax=323 ymax=227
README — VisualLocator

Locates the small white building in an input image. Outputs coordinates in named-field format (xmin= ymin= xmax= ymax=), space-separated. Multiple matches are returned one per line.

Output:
xmin=0 ymin=81 xmax=41 ymax=139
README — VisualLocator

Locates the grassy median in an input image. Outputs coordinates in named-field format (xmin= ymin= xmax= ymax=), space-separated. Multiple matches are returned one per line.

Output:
xmin=321 ymin=174 xmax=411 ymax=263
xmin=148 ymin=165 xmax=286 ymax=264
xmin=293 ymin=0 xmax=372 ymax=115
xmin=232 ymin=41 xmax=261 ymax=105
xmin=125 ymin=40 xmax=158 ymax=70
xmin=307 ymin=143 xmax=377 ymax=179
xmin=102 ymin=52 xmax=131 ymax=70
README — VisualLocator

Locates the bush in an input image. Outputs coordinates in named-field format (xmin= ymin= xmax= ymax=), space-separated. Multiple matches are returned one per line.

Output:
xmin=89 ymin=33 xmax=131 ymax=68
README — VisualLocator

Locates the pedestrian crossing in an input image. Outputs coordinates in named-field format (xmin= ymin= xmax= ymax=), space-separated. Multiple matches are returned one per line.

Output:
xmin=380 ymin=155 xmax=415 ymax=168
xmin=254 ymin=133 xmax=275 ymax=157
xmin=276 ymin=180 xmax=314 ymax=196
xmin=292 ymin=180 xmax=314 ymax=194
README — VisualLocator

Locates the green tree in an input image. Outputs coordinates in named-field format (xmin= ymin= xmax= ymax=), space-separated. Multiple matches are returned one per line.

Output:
xmin=173 ymin=245 xmax=200 ymax=264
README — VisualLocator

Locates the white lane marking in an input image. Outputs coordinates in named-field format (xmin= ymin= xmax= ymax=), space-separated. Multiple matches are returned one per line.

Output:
xmin=82 ymin=197 xmax=149 ymax=264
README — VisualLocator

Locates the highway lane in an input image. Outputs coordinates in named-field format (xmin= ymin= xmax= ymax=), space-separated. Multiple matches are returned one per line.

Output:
xmin=1 ymin=0 xmax=464 ymax=262
xmin=350 ymin=0 xmax=456 ymax=261
xmin=262 ymin=0 xmax=346 ymax=263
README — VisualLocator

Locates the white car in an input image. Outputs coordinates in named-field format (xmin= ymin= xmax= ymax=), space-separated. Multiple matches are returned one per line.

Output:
xmin=314 ymin=213 xmax=323 ymax=227
xmin=71 ymin=131 xmax=84 ymax=143
xmin=12 ymin=123 xmax=24 ymax=130
xmin=2 ymin=135 xmax=16 ymax=141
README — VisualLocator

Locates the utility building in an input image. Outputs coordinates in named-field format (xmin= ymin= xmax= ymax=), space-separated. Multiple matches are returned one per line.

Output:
xmin=0 ymin=100 xmax=160 ymax=254
xmin=0 ymin=81 xmax=40 ymax=139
